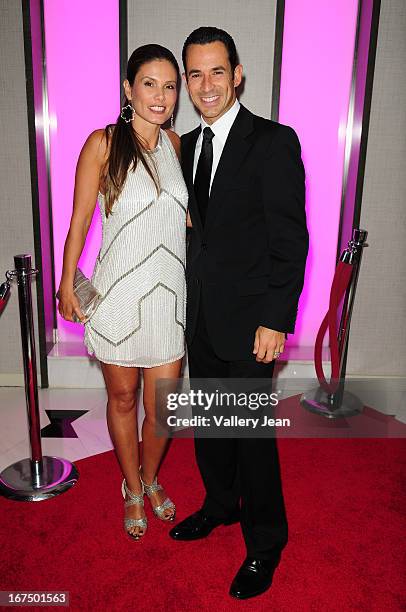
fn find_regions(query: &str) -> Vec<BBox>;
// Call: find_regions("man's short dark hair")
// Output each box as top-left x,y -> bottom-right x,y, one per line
182,26 -> 238,75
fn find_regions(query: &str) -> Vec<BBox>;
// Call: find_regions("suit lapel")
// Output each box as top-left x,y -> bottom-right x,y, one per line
181,127 -> 202,235
204,106 -> 254,237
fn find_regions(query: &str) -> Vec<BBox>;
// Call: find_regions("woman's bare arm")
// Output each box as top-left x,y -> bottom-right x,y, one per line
58,129 -> 107,322
165,128 -> 181,160
165,129 -> 192,228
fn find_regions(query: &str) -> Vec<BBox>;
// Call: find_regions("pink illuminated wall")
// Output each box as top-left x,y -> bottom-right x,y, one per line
279,0 -> 359,346
43,0 -> 120,342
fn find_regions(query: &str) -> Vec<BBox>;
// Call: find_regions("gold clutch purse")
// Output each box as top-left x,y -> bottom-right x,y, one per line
56,268 -> 101,324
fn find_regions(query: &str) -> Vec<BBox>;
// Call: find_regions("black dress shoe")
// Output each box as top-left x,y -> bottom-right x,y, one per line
229,555 -> 281,600
169,510 -> 239,541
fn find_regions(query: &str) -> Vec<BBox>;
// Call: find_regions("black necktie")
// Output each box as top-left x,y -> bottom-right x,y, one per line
194,127 -> 214,226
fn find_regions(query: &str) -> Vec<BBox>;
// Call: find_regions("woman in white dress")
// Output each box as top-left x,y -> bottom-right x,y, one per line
57,45 -> 188,540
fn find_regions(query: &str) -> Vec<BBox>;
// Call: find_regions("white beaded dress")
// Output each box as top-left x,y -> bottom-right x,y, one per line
84,130 -> 187,367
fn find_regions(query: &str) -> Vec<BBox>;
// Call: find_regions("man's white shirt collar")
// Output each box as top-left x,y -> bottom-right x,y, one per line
200,99 -> 241,145
193,99 -> 241,187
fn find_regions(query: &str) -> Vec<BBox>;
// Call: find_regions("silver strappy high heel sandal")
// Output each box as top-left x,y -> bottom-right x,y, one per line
121,479 -> 147,540
139,470 -> 176,522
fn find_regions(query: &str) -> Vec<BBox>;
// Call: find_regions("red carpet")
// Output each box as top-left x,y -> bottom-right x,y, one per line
0,434 -> 405,611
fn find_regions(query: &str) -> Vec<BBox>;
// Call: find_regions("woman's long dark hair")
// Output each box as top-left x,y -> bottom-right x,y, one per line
102,44 -> 179,217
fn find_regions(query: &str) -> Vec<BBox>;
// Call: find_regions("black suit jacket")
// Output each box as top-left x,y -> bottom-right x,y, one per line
181,104 -> 309,361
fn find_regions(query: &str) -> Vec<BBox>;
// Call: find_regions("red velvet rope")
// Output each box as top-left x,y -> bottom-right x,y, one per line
0,297 -> 8,316
314,261 -> 354,394
0,280 -> 11,316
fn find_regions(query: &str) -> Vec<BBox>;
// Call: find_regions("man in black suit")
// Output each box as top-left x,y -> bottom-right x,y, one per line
169,27 -> 308,600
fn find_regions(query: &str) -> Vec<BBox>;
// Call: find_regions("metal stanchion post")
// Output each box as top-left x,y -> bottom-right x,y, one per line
301,229 -> 368,418
0,254 -> 79,501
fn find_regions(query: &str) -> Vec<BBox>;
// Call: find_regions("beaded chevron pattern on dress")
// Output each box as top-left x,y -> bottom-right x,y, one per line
84,130 -> 188,368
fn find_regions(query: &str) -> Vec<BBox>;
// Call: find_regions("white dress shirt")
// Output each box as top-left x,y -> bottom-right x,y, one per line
193,99 -> 241,193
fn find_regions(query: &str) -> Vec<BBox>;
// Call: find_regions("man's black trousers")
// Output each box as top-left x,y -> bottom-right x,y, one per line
187,297 -> 288,559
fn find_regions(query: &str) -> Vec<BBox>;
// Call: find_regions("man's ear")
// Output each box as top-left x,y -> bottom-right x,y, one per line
123,79 -> 132,101
233,64 -> 243,88
182,72 -> 189,94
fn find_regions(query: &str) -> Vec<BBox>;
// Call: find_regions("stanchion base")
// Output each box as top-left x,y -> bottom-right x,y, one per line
0,456 -> 79,501
300,387 -> 363,418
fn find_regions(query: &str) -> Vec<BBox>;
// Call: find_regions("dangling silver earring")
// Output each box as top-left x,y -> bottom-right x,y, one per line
120,103 -> 135,123
170,114 -> 174,130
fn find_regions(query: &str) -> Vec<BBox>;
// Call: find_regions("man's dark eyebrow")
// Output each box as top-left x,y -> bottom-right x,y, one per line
188,66 -> 227,75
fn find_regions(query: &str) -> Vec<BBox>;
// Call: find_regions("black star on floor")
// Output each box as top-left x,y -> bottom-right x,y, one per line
41,410 -> 88,439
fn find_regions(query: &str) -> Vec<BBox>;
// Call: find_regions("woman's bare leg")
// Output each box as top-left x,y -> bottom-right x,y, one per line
141,358 -> 183,518
101,362 -> 145,537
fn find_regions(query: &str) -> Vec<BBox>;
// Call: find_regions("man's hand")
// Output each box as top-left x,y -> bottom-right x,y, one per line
253,326 -> 285,363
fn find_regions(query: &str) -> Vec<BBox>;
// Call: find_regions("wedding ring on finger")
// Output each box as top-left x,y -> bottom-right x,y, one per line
273,351 -> 281,358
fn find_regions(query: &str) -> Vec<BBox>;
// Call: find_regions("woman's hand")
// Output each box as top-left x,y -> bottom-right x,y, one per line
186,210 -> 193,228
57,284 -> 85,323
